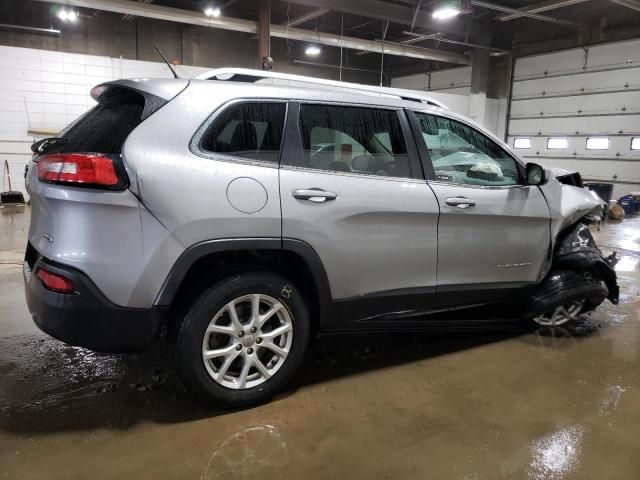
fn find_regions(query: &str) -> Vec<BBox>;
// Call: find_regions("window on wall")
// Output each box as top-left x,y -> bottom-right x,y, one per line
586,137 -> 609,150
631,137 -> 640,150
547,138 -> 568,149
200,102 -> 286,163
296,104 -> 412,178
413,112 -> 520,186
513,138 -> 532,149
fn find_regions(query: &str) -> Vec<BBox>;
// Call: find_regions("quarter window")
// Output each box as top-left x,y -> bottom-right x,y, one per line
200,102 -> 286,163
297,104 -> 412,178
414,112 -> 520,186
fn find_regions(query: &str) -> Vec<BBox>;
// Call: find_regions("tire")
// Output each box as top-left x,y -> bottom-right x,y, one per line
525,270 -> 609,325
175,272 -> 310,408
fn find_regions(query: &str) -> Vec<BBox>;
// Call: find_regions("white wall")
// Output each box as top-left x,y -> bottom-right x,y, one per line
507,38 -> 640,198
0,45 -> 212,199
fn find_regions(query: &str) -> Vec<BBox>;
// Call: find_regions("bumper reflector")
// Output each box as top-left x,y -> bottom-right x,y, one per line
37,268 -> 74,293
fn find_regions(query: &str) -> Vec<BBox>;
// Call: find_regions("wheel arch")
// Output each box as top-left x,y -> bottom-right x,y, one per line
156,238 -> 332,336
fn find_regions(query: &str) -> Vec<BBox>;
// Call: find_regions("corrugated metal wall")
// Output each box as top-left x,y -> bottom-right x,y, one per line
0,45 -> 211,199
507,38 -> 640,198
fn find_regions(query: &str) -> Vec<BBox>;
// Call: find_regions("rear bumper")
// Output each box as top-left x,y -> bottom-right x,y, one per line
24,244 -> 164,353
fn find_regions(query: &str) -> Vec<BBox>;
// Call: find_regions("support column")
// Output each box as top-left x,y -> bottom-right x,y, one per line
468,49 -> 490,126
258,0 -> 271,70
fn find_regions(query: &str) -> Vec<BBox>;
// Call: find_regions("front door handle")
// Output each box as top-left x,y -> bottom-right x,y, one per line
445,197 -> 476,209
292,189 -> 338,203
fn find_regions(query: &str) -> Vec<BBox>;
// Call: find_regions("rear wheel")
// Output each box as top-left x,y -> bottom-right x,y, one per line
176,272 -> 310,407
526,270 -> 608,327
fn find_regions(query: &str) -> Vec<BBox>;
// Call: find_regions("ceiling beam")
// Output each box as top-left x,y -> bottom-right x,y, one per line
496,0 -> 590,22
281,0 -> 466,36
29,0 -> 470,64
282,8 -> 329,27
609,0 -> 640,11
471,0 -> 576,24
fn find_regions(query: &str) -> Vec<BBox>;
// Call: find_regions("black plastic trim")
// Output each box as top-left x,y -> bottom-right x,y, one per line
155,238 -> 283,306
24,253 -> 163,353
405,108 -> 436,180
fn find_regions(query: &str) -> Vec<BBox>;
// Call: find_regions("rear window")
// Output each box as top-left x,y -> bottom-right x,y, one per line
53,88 -> 145,154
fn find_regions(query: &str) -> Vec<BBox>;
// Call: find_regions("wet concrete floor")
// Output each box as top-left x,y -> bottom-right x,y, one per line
1,205 -> 639,479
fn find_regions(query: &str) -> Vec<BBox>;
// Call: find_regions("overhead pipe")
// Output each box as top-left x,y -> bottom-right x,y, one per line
497,0 -> 592,22
471,0 -> 576,25
29,0 -> 470,65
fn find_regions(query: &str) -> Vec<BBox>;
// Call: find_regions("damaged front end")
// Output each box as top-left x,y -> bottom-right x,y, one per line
554,222 -> 620,305
524,170 -> 620,325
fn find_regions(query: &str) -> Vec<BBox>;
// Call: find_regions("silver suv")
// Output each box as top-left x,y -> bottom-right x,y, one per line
24,69 -> 619,407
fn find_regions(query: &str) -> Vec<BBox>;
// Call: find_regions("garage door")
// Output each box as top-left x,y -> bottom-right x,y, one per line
507,38 -> 640,198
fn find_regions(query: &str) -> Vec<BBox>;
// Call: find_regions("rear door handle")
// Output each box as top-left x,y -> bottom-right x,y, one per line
445,197 -> 476,209
292,189 -> 338,203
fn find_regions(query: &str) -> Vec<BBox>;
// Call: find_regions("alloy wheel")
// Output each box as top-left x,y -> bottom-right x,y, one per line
532,299 -> 585,327
201,294 -> 293,389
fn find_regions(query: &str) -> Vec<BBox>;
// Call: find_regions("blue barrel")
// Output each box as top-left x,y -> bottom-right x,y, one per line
619,195 -> 637,215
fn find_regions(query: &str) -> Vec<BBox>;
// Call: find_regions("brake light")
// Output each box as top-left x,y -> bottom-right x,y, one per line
37,268 -> 74,293
38,153 -> 119,186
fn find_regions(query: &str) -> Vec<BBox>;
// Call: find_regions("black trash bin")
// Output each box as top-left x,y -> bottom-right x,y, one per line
584,182 -> 614,204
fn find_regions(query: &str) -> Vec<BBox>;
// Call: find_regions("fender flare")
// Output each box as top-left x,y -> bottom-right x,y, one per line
154,238 -> 333,321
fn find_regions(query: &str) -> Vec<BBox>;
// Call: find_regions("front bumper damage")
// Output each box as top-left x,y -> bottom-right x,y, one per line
553,222 -> 620,305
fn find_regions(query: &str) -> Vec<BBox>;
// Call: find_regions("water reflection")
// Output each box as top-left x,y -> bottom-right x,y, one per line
202,425 -> 289,480
528,425 -> 584,480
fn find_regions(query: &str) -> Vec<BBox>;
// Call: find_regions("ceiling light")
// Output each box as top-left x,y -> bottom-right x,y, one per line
432,6 -> 460,20
204,7 -> 221,17
305,45 -> 321,56
57,9 -> 78,22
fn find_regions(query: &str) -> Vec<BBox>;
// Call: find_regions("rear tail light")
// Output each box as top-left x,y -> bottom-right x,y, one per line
37,153 -> 126,189
37,268 -> 74,293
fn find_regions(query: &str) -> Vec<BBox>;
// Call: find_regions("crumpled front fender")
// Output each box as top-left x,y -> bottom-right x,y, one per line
538,176 -> 604,250
554,223 -> 619,304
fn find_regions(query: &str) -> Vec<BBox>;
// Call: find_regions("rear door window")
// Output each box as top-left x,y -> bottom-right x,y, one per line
200,102 -> 286,163
294,104 -> 412,178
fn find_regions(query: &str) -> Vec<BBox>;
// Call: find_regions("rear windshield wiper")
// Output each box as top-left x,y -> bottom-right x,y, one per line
31,137 -> 68,154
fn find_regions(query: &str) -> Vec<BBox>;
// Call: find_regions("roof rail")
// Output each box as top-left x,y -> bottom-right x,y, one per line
194,68 -> 449,109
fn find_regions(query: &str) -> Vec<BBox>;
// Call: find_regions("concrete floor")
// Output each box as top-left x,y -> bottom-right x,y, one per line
1,206 -> 639,480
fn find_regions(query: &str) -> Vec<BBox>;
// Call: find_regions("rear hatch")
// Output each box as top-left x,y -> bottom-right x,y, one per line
25,79 -> 188,287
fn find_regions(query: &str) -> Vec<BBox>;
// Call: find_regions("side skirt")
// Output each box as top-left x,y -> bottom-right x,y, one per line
321,283 -> 536,332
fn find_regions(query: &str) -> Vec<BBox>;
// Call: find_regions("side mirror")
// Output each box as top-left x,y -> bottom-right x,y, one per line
526,163 -> 546,186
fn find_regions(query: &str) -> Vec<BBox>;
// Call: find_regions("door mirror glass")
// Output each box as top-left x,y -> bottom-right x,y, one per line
526,163 -> 546,186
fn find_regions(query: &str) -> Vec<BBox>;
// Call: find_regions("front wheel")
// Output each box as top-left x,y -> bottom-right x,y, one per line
175,272 -> 310,408
525,270 -> 609,327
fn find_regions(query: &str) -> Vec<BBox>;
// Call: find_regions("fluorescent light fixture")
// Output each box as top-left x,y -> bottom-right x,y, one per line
631,137 -> 640,150
586,137 -> 609,150
432,6 -> 461,20
513,138 -> 531,149
305,45 -> 321,56
57,9 -> 77,22
204,7 -> 221,17
547,137 -> 568,149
